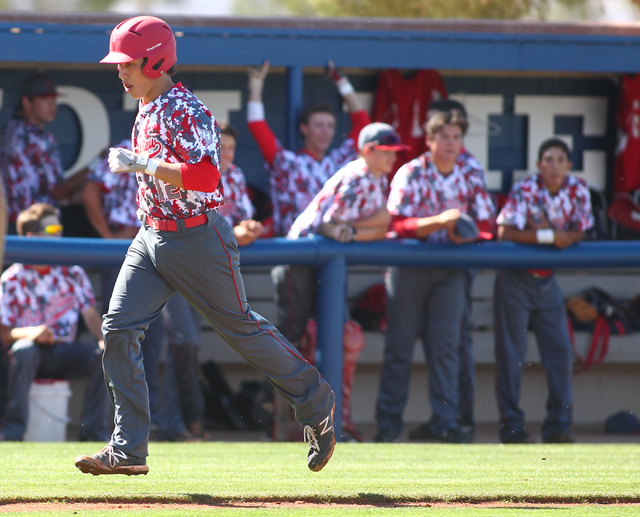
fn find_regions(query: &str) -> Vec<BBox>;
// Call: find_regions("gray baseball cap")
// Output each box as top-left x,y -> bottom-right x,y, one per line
357,122 -> 411,152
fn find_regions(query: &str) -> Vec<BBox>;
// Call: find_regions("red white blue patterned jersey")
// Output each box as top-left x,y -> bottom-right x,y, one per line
88,139 -> 140,229
0,118 -> 64,221
457,148 -> 486,188
388,152 -> 495,243
132,83 -> 222,220
270,141 -> 358,237
497,174 -> 594,232
0,264 -> 95,343
288,158 -> 389,239
217,163 -> 255,227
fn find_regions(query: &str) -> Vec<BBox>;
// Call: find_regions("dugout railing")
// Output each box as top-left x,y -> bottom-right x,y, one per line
6,235 -> 640,440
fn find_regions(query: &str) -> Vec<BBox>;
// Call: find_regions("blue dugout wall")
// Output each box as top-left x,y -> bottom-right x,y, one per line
0,14 -> 637,193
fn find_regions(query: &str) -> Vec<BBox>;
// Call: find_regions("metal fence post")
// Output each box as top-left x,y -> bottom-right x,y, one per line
316,253 -> 346,442
286,65 -> 303,151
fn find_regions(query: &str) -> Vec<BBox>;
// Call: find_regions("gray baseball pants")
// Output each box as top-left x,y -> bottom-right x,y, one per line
494,269 -> 573,441
376,267 -> 465,439
102,211 -> 335,458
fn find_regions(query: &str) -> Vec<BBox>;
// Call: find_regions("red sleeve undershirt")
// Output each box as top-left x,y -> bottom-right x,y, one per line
248,109 -> 371,166
179,155 -> 221,192
390,215 -> 494,240
347,110 -> 371,143
247,120 -> 280,167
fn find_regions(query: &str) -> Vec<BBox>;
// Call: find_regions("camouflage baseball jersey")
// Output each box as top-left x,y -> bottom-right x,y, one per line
0,118 -> 64,221
497,174 -> 594,232
288,158 -> 389,239
269,140 -> 358,237
457,148 -> 486,187
0,264 -> 95,344
132,82 -> 223,220
88,139 -> 140,229
389,152 -> 495,243
217,163 -> 255,227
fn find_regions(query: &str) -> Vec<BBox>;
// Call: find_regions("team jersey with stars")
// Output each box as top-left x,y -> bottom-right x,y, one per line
0,264 -> 95,344
217,163 -> 255,227
388,152 -> 495,243
0,118 -> 64,221
497,174 -> 594,232
288,158 -> 389,239
132,82 -> 223,220
88,139 -> 140,229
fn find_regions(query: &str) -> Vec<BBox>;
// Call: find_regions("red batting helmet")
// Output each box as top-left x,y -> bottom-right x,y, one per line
100,16 -> 177,79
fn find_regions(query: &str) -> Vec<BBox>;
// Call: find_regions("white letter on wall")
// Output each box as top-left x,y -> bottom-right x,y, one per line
514,95 -> 608,190
57,86 -> 110,177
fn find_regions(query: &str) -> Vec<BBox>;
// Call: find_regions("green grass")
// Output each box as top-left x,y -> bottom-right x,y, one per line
0,442 -> 639,515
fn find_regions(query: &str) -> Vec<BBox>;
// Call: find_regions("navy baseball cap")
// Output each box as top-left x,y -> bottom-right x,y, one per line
358,123 -> 411,152
20,74 -> 58,98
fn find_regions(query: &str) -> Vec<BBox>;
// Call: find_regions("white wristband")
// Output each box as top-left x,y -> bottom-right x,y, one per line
336,78 -> 354,96
536,228 -> 555,244
146,158 -> 158,176
247,101 -> 265,122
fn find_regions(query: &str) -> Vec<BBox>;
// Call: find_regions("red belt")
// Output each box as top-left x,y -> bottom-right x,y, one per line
145,213 -> 208,232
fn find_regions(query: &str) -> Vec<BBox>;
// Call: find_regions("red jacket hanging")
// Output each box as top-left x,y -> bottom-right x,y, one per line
613,74 -> 640,195
372,69 -> 448,177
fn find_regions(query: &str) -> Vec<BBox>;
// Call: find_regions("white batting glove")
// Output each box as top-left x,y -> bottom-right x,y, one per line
108,147 -> 158,175
317,221 -> 356,243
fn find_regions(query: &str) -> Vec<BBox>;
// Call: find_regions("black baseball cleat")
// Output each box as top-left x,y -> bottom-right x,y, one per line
74,445 -> 149,476
304,405 -> 336,472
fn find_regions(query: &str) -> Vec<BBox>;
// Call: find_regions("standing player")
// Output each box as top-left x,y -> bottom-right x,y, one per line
494,138 -> 593,444
374,110 -> 494,444
160,123 -> 263,441
75,16 -> 335,476
246,60 -> 369,441
288,122 -> 408,438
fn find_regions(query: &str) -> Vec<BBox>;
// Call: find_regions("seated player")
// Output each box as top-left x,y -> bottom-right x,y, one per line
0,203 -> 110,442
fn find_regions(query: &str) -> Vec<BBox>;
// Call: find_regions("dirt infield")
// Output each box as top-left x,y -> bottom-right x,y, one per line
2,501 -> 640,512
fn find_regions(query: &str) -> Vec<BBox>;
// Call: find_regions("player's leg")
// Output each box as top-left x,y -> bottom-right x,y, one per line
159,295 -> 205,440
494,270 -> 534,443
419,268 -> 466,442
530,276 -> 574,443
75,228 -> 175,475
271,265 -> 317,441
458,268 -> 477,438
0,339 -> 42,440
375,266 -> 427,442
160,214 -> 335,470
271,265 -> 317,345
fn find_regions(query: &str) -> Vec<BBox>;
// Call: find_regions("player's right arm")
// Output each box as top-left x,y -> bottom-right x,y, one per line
326,61 -> 370,142
247,61 -> 280,167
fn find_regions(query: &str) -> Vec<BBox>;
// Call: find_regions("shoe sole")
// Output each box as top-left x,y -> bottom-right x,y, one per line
308,433 -> 336,472
74,456 -> 149,476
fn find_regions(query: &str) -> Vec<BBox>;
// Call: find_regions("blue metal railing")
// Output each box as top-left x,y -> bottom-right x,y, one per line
6,235 -> 640,439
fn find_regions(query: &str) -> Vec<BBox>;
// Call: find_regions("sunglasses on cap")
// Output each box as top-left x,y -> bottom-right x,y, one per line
42,224 -> 63,235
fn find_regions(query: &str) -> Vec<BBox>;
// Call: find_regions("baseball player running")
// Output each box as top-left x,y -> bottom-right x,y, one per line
75,15 -> 335,476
